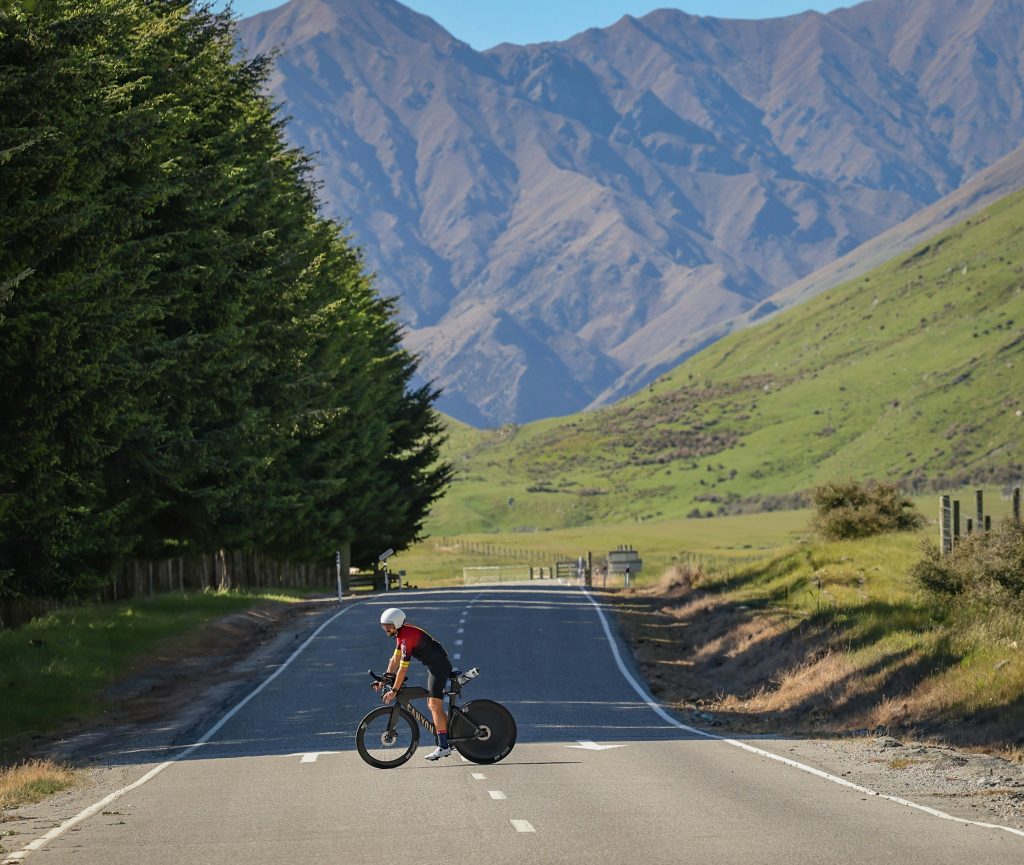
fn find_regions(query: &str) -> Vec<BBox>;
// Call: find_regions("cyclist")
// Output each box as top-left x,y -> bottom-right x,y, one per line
376,608 -> 453,760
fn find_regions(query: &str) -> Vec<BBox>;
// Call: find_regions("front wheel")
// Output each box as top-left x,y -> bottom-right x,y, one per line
449,700 -> 517,764
356,706 -> 419,768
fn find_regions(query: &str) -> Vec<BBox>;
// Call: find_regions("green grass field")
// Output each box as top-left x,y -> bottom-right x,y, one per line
398,482 -> 1017,587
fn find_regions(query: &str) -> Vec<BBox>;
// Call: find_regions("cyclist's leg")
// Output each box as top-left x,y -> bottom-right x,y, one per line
424,659 -> 453,758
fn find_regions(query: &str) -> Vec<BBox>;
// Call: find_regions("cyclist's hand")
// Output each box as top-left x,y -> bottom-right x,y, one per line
382,689 -> 396,704
371,680 -> 383,693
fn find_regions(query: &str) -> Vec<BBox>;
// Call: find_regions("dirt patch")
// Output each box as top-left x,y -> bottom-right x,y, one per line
100,601 -> 319,725
601,583 -> 1024,832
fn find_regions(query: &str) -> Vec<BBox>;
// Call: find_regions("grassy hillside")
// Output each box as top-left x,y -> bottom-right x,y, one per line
608,529 -> 1024,752
429,190 -> 1024,535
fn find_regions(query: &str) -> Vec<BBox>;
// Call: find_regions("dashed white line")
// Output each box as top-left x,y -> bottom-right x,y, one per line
455,639 -> 463,646
488,790 -> 507,800
510,820 -> 535,833
471,773 -> 486,780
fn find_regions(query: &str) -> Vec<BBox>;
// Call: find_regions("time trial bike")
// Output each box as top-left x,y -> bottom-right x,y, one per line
356,667 -> 516,769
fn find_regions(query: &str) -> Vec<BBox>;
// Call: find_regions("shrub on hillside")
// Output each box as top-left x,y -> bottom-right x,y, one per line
655,562 -> 704,593
912,518 -> 1024,602
810,480 -> 925,540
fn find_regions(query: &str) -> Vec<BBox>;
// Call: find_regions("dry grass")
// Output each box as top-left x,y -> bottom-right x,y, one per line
716,649 -> 856,715
0,760 -> 77,810
649,563 -> 705,596
607,550 -> 1024,752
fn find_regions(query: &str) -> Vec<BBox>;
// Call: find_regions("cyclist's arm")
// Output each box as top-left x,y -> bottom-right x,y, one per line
392,664 -> 408,692
388,644 -> 411,692
384,647 -> 410,691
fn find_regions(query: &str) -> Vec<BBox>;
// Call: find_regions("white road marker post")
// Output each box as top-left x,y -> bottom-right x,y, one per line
336,549 -> 343,604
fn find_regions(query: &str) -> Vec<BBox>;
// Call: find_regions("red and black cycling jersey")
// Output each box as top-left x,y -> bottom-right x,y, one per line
392,624 -> 448,669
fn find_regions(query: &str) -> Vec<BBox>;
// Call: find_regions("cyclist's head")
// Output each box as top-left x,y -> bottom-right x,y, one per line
380,607 -> 406,634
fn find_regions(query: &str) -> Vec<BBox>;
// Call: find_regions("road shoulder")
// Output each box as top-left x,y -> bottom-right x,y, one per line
599,586 -> 1024,834
0,597 -> 342,860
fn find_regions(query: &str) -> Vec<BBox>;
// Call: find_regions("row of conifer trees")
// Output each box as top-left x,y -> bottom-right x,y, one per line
0,0 -> 451,600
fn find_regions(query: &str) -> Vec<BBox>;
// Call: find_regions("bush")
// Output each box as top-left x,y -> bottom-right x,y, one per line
655,562 -> 704,593
811,480 -> 925,540
913,518 -> 1024,601
910,542 -> 968,596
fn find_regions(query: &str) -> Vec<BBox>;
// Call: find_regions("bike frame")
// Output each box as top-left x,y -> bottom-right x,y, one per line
386,683 -> 482,742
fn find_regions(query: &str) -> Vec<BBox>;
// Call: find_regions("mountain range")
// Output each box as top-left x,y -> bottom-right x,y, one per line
235,0 -> 1024,426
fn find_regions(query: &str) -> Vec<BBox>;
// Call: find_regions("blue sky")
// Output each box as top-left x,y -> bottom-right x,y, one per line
220,1 -> 852,49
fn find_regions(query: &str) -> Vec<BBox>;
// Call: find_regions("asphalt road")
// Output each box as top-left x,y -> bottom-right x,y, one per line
7,583 -> 1024,864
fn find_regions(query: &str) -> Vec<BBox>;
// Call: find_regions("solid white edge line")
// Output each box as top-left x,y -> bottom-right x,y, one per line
580,587 -> 1024,840
2,600 -> 365,864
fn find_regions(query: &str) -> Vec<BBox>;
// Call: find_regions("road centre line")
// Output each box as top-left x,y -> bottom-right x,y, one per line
581,587 -> 1024,840
489,791 -> 507,800
510,820 -> 536,833
2,600 -> 366,864
471,773 -> 486,780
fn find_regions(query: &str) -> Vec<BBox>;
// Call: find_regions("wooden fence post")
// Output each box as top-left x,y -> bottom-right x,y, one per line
976,489 -> 984,533
1014,487 -> 1021,524
339,543 -> 351,596
940,495 -> 952,554
216,549 -> 228,591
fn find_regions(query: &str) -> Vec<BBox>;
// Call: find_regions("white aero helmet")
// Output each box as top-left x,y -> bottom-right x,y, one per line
380,607 -> 406,629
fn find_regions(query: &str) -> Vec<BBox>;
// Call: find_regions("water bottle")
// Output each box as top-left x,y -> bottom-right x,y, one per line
456,667 -> 479,684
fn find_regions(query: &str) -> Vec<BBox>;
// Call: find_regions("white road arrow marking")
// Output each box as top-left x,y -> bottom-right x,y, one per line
295,752 -> 340,763
566,740 -> 629,751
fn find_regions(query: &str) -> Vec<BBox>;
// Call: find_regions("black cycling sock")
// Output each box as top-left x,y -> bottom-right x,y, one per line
438,731 -> 449,749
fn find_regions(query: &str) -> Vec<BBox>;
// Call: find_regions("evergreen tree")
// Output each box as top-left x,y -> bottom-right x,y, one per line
0,0 -> 451,599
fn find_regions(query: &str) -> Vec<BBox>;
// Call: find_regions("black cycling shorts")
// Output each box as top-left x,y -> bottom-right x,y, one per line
425,657 -> 453,699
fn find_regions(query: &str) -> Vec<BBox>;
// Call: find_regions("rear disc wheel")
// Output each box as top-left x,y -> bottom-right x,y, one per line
449,700 -> 516,764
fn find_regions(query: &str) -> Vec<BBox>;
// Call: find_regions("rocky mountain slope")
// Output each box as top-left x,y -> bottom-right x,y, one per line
604,140 -> 1024,404
236,0 -> 1024,425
